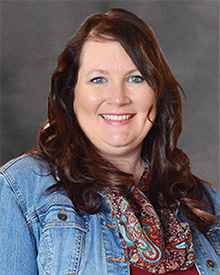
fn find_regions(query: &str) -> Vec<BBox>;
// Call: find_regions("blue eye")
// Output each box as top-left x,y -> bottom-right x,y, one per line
128,75 -> 144,83
90,77 -> 105,84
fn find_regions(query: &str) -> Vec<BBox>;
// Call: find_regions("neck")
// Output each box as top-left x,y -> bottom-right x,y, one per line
107,155 -> 145,184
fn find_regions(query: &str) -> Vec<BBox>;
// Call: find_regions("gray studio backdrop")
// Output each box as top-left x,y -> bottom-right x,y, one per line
1,1 -> 219,194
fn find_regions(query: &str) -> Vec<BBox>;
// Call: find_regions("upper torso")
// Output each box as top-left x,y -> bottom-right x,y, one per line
0,154 -> 220,275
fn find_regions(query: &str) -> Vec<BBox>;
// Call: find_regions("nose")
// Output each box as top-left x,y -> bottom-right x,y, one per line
106,83 -> 131,106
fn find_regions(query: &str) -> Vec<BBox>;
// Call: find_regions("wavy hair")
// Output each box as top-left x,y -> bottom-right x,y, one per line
38,8 -> 216,232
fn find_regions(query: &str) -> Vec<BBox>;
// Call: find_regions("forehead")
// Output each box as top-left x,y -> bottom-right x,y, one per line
78,39 -> 137,71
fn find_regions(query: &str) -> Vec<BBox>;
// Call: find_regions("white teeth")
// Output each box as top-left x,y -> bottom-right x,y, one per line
102,114 -> 133,121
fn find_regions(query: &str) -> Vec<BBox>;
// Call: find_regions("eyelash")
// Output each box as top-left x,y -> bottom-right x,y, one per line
90,75 -> 144,84
90,77 -> 106,84
127,75 -> 144,83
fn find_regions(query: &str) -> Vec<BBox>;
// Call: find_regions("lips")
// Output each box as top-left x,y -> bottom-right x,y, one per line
100,114 -> 135,121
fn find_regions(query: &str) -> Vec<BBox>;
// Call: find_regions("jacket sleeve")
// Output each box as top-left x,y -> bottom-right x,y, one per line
0,173 -> 38,275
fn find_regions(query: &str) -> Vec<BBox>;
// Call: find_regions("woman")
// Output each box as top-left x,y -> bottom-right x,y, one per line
0,8 -> 219,275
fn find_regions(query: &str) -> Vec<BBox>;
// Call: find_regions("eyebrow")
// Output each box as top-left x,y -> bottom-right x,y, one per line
86,69 -> 108,76
86,68 -> 141,76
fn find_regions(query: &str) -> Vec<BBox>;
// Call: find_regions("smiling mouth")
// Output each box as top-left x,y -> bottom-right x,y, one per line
100,114 -> 135,121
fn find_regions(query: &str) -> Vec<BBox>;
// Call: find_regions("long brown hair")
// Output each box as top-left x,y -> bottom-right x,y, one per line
38,8 -> 216,232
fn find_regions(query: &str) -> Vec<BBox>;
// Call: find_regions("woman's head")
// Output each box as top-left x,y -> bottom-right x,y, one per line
46,8 -> 183,164
73,39 -> 156,161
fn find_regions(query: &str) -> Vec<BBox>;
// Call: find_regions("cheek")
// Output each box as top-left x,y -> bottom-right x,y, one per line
136,93 -> 157,125
73,86 -> 88,116
73,89 -> 101,119
148,101 -> 157,119
137,92 -> 155,112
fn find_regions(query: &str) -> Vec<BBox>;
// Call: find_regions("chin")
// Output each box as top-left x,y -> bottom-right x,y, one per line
102,144 -> 137,157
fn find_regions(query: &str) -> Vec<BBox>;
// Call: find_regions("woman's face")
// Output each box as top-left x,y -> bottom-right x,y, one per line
73,39 -> 156,160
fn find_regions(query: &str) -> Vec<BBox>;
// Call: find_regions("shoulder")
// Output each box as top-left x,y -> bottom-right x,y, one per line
0,153 -> 55,191
202,182 -> 220,214
0,153 -> 59,216
1,152 -> 50,175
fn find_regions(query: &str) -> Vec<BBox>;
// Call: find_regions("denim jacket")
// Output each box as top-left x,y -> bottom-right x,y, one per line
0,154 -> 219,275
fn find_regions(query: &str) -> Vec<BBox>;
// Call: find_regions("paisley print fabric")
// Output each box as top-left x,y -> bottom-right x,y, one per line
103,167 -> 194,274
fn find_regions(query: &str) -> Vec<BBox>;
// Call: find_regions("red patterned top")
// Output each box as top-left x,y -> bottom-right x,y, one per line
103,167 -> 195,274
130,264 -> 199,275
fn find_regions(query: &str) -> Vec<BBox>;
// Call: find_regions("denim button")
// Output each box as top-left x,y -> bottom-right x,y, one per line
206,259 -> 215,268
58,213 -> 67,221
58,206 -> 67,221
